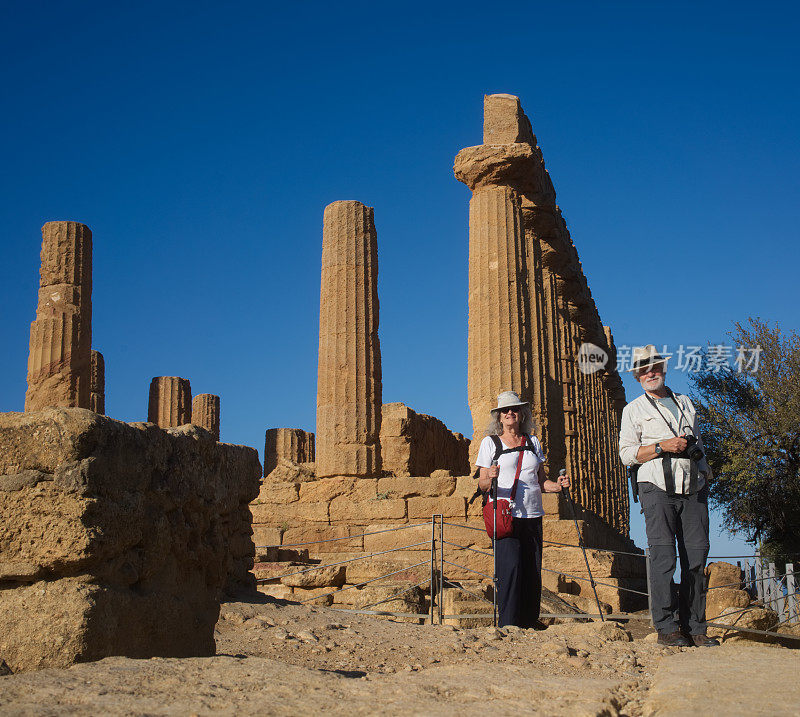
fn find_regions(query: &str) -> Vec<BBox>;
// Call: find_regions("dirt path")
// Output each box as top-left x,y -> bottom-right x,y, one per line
0,598 -> 797,715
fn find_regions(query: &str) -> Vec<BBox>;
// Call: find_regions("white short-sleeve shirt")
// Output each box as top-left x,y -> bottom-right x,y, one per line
475,434 -> 546,518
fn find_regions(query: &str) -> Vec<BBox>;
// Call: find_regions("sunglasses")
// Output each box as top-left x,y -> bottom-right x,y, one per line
499,407 -> 520,414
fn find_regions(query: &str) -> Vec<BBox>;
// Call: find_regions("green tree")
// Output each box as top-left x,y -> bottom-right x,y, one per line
689,318 -> 800,560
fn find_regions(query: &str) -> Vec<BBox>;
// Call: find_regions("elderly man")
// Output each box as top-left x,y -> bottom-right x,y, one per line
619,345 -> 718,647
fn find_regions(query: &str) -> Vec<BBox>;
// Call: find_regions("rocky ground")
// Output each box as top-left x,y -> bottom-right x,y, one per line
1,597 -> 798,716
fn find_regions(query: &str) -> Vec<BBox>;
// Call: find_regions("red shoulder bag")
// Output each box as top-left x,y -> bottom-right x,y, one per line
482,436 -> 527,539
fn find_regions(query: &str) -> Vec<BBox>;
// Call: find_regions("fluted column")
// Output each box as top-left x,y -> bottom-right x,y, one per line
25,221 -> 92,411
192,393 -> 220,440
148,376 -> 191,427
466,186 -> 532,458
264,428 -> 315,476
316,201 -> 382,478
89,350 -> 105,414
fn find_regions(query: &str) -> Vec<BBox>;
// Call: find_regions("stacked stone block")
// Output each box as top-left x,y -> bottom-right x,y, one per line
90,350 -> 105,414
25,221 -> 92,412
250,475 -> 645,615
264,427 -> 315,476
380,402 -> 469,477
455,94 -> 629,535
192,393 -> 220,440
316,200 -> 382,478
148,376 -> 191,427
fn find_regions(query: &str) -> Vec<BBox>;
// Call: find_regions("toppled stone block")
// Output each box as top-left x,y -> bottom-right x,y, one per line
379,403 -> 469,477
0,408 -> 260,672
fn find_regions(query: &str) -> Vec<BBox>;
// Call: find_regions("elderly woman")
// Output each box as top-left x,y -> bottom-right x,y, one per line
476,390 -> 570,628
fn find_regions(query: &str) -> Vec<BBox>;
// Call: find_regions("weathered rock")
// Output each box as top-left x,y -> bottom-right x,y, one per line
281,565 -> 346,589
0,408 -> 260,672
709,606 -> 780,643
379,402 -> 469,477
148,376 -> 191,427
89,350 -> 105,414
705,561 -> 742,590
316,200 -> 382,477
705,588 -> 751,620
192,393 -> 220,440
264,428 -> 315,476
25,221 -> 92,412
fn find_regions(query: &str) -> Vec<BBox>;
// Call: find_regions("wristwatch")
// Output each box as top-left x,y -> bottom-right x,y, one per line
654,443 -> 663,456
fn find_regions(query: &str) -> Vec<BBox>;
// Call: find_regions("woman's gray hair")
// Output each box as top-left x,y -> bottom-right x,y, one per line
484,404 -> 535,437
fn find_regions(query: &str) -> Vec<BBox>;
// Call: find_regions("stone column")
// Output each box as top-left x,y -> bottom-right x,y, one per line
465,186 -> 532,456
315,200 -> 382,478
90,350 -> 105,414
25,221 -> 92,411
264,428 -> 315,476
192,393 -> 220,440
148,376 -> 191,428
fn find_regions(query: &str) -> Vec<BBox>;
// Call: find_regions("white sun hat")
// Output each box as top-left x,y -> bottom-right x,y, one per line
490,390 -> 529,417
629,344 -> 672,376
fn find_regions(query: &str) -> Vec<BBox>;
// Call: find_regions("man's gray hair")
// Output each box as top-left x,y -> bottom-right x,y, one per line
484,404 -> 535,437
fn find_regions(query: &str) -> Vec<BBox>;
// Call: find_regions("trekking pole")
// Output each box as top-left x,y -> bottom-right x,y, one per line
560,469 -> 605,622
492,469 -> 498,628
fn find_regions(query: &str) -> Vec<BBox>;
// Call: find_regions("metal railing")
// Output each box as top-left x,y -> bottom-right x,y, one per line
253,518 -> 800,643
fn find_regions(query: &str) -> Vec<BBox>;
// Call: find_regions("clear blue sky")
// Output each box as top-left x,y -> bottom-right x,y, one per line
2,1 -> 798,558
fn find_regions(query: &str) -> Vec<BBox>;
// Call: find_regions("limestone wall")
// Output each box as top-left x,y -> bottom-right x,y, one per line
250,475 -> 645,613
379,403 -> 469,477
0,408 -> 260,672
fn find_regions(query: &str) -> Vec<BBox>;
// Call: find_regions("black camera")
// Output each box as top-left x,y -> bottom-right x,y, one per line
679,434 -> 704,462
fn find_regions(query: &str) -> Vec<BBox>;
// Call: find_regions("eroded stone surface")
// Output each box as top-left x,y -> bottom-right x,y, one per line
25,221 -> 92,412
0,408 -> 260,672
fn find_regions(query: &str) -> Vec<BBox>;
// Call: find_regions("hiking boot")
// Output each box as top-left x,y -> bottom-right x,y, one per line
657,631 -> 692,647
691,633 -> 719,647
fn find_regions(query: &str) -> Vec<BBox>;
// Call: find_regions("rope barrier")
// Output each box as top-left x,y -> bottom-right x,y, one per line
441,579 -> 493,605
539,566 -> 650,596
256,521 -> 432,550
441,558 -> 494,581
441,521 -> 486,533
441,539 -> 493,558
543,540 -> 646,558
358,579 -> 430,610
255,540 -> 430,583
297,560 -> 429,604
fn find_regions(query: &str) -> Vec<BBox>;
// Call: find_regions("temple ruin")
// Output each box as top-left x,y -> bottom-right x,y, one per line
252,94 -> 643,618
315,201 -> 382,478
192,393 -> 220,440
148,376 -> 192,428
454,93 -> 629,535
25,221 -> 92,411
